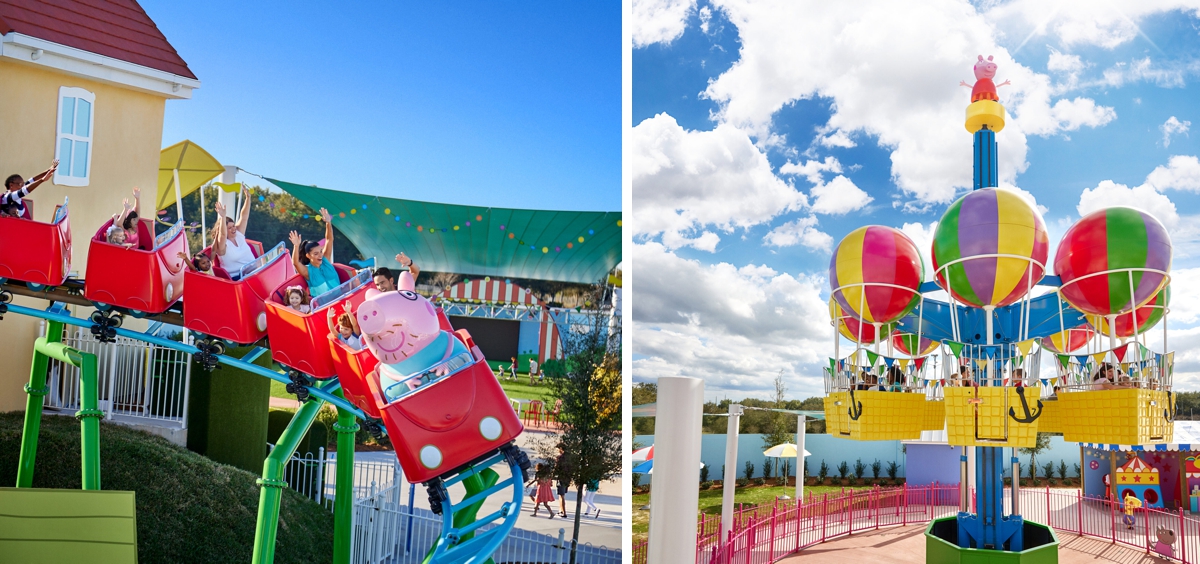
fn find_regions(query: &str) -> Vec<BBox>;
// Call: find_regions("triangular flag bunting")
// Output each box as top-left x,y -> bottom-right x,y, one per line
830,358 -> 837,373
983,347 -> 996,359
866,351 -> 879,367
1075,355 -> 1090,366
898,358 -> 910,370
1016,339 -> 1036,356
1058,354 -> 1070,369
1092,352 -> 1108,366
1012,355 -> 1024,367
915,357 -> 926,371
884,357 -> 896,368
947,341 -> 965,357
1041,379 -> 1049,387
974,358 -> 988,369
1114,344 -> 1130,362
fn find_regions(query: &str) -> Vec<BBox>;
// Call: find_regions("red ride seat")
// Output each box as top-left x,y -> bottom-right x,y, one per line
84,218 -> 186,313
0,199 -> 71,287
183,241 -> 293,344
265,265 -> 373,378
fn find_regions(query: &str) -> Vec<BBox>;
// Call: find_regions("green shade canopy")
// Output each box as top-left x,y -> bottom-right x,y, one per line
268,178 -> 622,283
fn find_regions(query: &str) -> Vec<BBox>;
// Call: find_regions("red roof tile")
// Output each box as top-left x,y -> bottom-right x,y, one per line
0,0 -> 195,80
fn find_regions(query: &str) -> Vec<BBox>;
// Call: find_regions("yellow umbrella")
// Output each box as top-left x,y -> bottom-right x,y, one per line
762,443 -> 811,458
158,140 -> 224,246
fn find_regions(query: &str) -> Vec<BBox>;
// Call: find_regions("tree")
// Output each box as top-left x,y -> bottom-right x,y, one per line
1017,432 -> 1052,486
632,383 -> 657,435
762,371 -> 793,479
537,282 -> 621,564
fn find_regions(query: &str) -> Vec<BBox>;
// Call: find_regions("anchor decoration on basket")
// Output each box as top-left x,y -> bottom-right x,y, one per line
848,388 -> 864,421
1008,385 -> 1042,424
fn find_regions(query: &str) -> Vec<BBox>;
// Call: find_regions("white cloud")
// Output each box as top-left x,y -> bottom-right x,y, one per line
633,113 -> 808,248
699,5 -> 713,34
998,183 -> 1049,215
763,215 -> 833,252
1161,117 -> 1192,148
1049,97 -> 1117,131
631,241 -> 834,398
779,156 -> 842,185
632,0 -> 697,48
984,2 -> 1200,50
1146,155 -> 1200,192
1076,179 -> 1179,228
809,175 -> 873,215
899,221 -> 938,283
817,129 -> 856,149
1099,57 -> 1195,89
700,0 -> 1117,206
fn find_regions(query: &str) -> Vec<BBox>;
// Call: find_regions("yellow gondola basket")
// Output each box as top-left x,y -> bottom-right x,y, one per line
824,390 -> 924,441
1037,394 -> 1062,434
944,386 -> 1040,447
1057,388 -> 1174,445
922,399 -> 945,431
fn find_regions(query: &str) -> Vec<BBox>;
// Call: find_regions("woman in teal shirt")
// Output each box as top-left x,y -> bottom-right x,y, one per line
288,208 -> 340,298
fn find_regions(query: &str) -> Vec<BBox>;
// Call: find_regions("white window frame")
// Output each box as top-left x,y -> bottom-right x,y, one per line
53,86 -> 95,187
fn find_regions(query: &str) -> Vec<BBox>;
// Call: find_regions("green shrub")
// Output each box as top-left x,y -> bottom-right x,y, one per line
753,477 -> 765,487
853,459 -> 865,479
886,461 -> 899,479
818,461 -> 829,480
1058,460 -> 1068,480
700,481 -> 713,490
870,459 -> 882,479
700,464 -> 709,482
837,461 -> 849,479
744,461 -> 755,481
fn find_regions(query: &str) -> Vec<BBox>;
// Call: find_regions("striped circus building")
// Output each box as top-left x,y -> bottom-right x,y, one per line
438,279 -> 562,364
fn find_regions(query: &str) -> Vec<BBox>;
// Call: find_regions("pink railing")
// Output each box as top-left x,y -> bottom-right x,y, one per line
632,484 -> 1200,564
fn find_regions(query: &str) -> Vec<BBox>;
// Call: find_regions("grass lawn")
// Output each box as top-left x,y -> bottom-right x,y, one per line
631,485 -> 873,542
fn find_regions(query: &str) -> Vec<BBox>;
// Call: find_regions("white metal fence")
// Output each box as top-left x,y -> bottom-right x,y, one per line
345,458 -> 619,564
43,326 -> 192,428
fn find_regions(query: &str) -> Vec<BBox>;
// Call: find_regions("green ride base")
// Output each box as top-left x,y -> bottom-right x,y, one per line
926,517 -> 1059,564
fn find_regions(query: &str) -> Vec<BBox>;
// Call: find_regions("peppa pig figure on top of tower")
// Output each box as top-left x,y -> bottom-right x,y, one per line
357,271 -> 472,402
960,54 -> 1010,102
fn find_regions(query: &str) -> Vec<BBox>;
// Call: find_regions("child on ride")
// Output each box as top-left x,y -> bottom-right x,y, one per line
335,302 -> 363,350
1,159 -> 57,219
288,208 -> 339,297
111,187 -> 142,249
105,225 -> 135,248
178,251 -> 215,276
285,286 -> 311,314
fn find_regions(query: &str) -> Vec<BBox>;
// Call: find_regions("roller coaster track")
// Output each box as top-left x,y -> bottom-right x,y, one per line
1,279 -> 524,564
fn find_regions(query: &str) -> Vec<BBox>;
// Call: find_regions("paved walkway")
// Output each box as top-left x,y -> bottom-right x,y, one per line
775,525 -> 1172,563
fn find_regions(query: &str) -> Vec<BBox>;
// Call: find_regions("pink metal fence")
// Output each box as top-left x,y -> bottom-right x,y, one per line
632,484 -> 1200,564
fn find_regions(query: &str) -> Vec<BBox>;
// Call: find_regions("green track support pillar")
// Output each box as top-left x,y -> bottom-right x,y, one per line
332,390 -> 359,564
252,386 -> 327,564
18,321 -> 101,490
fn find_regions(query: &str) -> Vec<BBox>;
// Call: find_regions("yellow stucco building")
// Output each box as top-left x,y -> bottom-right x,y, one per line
0,4 -> 198,411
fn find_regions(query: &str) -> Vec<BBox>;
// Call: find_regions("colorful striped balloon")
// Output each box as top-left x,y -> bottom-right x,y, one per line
829,226 -> 924,325
1088,284 -> 1170,338
892,332 -> 939,356
829,298 -> 894,344
1054,207 -> 1171,316
932,188 -> 1048,308
1040,325 -> 1094,354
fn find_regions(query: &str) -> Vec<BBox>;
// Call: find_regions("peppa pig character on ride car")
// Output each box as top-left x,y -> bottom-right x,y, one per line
358,272 -> 471,401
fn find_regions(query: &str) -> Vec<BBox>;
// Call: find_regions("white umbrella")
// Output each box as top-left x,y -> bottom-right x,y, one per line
763,443 -> 811,458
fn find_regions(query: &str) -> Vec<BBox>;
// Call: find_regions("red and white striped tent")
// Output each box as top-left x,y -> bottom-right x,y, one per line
438,279 -> 562,364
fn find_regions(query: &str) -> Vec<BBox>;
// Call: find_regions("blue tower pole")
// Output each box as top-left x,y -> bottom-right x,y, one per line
956,111 -> 1025,552
973,127 -> 998,190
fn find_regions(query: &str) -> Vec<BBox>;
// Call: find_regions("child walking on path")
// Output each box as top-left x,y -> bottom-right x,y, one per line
530,463 -> 557,518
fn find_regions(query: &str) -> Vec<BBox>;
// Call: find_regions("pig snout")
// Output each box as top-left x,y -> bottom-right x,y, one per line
358,301 -> 387,335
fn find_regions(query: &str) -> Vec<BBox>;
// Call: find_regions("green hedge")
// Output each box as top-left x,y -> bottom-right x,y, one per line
0,412 -> 332,563
186,346 -> 272,474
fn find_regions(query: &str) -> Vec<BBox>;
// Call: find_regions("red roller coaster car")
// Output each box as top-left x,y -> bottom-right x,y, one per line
183,241 -> 295,344
84,218 -> 187,314
372,328 -> 521,484
264,265 -> 373,378
328,308 -> 457,419
0,199 -> 71,288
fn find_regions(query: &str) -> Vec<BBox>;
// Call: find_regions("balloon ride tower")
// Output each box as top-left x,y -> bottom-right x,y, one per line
824,55 -> 1177,563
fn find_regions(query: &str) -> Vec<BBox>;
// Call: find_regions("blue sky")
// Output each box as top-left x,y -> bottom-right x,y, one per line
142,1 -> 620,211
631,1 -> 1200,400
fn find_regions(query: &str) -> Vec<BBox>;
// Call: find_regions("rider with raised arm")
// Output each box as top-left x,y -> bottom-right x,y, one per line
212,186 -> 255,279
289,207 -> 339,297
